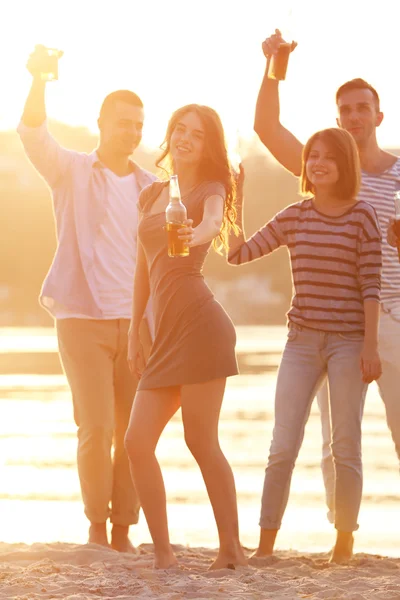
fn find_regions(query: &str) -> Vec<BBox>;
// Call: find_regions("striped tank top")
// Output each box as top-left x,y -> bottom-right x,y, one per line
228,199 -> 382,334
359,158 -> 400,307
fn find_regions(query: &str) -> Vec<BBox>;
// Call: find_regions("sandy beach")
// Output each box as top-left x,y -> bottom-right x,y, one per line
1,542 -> 400,599
1,327 -> 399,599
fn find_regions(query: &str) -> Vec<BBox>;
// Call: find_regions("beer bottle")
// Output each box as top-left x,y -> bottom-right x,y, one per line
34,45 -> 63,81
165,175 -> 190,257
267,42 -> 292,81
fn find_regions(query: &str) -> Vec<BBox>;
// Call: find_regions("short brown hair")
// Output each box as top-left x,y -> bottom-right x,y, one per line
336,78 -> 380,111
99,90 -> 143,119
301,128 -> 361,201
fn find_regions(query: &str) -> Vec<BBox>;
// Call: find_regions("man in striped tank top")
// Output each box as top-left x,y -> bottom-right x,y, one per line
254,31 -> 400,530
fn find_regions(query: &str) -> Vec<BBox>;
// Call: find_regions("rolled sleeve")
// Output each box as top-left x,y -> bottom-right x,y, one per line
17,120 -> 76,189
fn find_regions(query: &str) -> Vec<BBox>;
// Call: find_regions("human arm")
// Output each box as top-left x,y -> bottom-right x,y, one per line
178,193 -> 224,247
22,76 -> 46,128
254,29 -> 303,176
127,240 -> 150,377
227,166 -> 287,265
358,213 -> 383,383
360,300 -> 381,383
18,46 -> 74,188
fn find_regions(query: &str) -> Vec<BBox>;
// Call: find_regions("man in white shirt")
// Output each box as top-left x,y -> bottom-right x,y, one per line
18,47 -> 156,552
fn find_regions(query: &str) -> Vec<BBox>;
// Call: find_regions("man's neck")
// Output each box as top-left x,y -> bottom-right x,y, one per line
96,148 -> 133,177
358,139 -> 397,175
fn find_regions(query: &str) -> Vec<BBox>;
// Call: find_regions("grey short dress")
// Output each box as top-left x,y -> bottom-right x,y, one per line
137,179 -> 238,390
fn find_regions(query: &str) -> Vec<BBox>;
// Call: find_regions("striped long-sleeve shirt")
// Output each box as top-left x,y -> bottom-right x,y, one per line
228,198 -> 382,334
359,158 -> 400,308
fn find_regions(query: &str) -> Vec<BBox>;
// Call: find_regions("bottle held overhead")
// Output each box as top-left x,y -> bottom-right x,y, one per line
267,13 -> 297,82
31,45 -> 63,81
268,41 -> 292,81
165,175 -> 190,258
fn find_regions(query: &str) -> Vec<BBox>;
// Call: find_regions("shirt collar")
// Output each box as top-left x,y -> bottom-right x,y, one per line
90,151 -> 155,190
91,151 -> 137,174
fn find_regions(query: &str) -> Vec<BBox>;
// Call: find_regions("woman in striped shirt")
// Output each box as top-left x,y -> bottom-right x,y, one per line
229,128 -> 382,563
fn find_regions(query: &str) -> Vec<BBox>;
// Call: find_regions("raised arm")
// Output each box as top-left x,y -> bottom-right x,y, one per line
22,75 -> 47,128
18,46 -> 75,188
254,30 -> 304,176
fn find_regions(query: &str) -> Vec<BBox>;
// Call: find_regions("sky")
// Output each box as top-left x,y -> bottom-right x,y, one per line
2,0 -> 400,153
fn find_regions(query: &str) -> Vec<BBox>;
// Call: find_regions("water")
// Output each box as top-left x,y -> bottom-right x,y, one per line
0,326 -> 399,555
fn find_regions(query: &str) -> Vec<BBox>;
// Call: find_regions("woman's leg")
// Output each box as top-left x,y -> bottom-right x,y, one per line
124,387 -> 181,568
180,378 -> 247,570
316,380 -> 335,524
327,334 -> 367,563
256,326 -> 326,556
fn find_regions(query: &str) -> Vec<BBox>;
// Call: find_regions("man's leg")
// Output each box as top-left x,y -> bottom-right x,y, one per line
377,304 -> 400,462
111,318 -> 152,552
316,381 -> 335,523
56,318 -> 117,545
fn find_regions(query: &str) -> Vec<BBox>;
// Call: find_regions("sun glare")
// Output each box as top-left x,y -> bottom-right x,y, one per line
1,0 -> 400,148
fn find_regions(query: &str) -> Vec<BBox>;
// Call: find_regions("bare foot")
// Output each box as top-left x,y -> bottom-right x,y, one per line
249,528 -> 278,558
209,543 -> 248,570
249,548 -> 273,559
88,523 -> 110,547
329,531 -> 354,564
154,546 -> 178,570
111,525 -> 137,553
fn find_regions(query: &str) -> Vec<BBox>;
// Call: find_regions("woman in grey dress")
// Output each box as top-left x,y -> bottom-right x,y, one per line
125,104 -> 247,570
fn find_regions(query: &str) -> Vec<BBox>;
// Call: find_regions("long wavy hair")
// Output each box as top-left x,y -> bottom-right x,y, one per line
156,104 -> 239,252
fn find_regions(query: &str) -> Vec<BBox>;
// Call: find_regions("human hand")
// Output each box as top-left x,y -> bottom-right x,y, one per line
178,219 -> 197,247
360,343 -> 382,383
27,45 -> 63,79
262,29 -> 297,60
127,328 -> 145,379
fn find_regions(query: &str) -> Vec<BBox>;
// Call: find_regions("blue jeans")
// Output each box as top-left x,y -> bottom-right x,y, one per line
260,323 -> 367,533
317,302 -> 400,522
